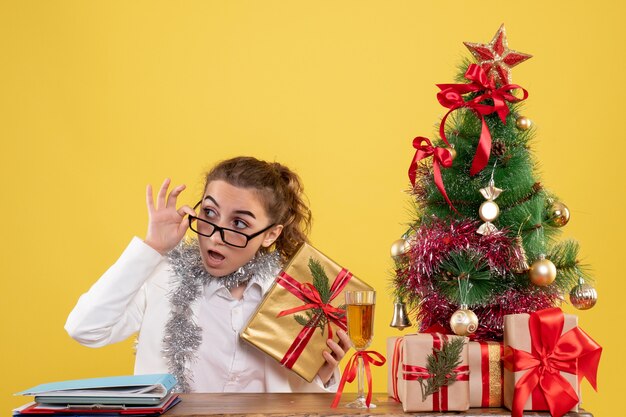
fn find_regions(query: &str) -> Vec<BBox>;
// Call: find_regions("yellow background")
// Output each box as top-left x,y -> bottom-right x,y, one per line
1,1 -> 623,415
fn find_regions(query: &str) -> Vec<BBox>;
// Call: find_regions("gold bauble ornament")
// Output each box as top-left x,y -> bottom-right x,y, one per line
547,201 -> 570,227
449,306 -> 479,336
479,200 -> 500,222
390,238 -> 409,262
515,116 -> 532,131
569,277 -> 598,310
446,146 -> 457,161
529,255 -> 557,286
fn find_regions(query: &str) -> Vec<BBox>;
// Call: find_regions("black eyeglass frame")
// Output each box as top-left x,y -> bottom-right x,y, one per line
188,201 -> 276,248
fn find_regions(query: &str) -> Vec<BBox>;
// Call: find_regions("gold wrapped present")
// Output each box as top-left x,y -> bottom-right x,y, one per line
240,243 -> 373,382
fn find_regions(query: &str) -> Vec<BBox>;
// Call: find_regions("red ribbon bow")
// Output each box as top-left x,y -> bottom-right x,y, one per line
436,63 -> 528,176
331,350 -> 386,408
408,136 -> 456,212
276,269 -> 351,369
502,308 -> 602,417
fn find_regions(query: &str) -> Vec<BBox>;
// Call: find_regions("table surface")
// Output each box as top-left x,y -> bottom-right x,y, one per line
164,393 -> 592,417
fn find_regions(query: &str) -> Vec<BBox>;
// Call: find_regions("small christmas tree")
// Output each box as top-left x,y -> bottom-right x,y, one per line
391,25 -> 598,340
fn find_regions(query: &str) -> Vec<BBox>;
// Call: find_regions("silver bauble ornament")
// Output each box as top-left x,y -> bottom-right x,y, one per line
569,277 -> 598,310
449,306 -> 478,336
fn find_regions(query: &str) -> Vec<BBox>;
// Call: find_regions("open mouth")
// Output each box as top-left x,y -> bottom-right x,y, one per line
208,250 -> 225,262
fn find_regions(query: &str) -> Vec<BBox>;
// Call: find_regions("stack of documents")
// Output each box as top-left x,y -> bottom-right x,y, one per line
14,374 -> 180,417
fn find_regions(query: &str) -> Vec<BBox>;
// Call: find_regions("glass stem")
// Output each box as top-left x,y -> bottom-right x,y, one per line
357,355 -> 365,401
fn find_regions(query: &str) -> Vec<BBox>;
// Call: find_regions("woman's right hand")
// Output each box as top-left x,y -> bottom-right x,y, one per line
144,178 -> 195,255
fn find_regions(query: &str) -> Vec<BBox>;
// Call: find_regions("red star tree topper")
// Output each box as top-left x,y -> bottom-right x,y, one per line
464,24 -> 532,86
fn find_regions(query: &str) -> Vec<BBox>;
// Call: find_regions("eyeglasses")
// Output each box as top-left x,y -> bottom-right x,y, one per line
188,201 -> 275,248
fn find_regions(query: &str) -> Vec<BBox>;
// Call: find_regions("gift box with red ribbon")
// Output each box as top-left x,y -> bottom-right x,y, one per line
468,340 -> 504,407
240,243 -> 373,382
386,336 -> 401,398
503,308 -> 602,417
389,333 -> 470,412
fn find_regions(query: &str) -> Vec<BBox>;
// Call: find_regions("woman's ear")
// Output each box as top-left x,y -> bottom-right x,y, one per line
262,224 -> 284,248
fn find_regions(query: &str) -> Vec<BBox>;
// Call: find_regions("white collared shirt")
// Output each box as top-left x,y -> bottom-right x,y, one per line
66,237 -> 339,393
190,280 -> 268,392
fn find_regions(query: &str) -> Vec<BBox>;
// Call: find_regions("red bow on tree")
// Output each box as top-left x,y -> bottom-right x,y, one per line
436,63 -> 528,176
502,308 -> 602,417
408,136 -> 456,212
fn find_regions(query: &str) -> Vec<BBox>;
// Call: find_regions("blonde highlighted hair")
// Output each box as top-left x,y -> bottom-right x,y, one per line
204,156 -> 312,259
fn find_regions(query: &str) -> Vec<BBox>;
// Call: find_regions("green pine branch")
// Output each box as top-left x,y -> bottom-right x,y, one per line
547,239 -> 591,291
436,249 -> 499,306
294,314 -> 311,327
291,258 -> 336,336
308,258 -> 331,303
294,311 -> 327,334
419,337 -> 466,401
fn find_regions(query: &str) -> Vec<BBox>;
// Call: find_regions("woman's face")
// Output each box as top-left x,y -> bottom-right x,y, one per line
196,180 -> 283,277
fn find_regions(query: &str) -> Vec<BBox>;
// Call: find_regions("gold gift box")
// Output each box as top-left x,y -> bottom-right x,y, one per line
240,243 -> 373,382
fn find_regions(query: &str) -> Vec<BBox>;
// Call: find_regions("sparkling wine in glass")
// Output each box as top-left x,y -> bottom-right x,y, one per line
345,290 -> 376,408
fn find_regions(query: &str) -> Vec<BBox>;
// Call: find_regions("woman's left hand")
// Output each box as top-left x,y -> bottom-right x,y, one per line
317,329 -> 352,386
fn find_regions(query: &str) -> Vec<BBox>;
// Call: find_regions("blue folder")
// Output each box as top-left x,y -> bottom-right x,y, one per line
15,374 -> 177,406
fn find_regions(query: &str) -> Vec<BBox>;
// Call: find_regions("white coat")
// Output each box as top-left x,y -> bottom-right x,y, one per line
65,237 -> 338,393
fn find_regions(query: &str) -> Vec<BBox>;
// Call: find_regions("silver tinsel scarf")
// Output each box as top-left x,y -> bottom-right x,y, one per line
162,238 -> 281,392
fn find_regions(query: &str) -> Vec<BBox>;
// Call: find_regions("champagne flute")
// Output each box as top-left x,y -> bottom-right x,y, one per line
344,290 -> 376,408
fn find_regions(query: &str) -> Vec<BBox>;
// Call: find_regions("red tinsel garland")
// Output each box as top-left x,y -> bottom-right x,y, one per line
396,218 -> 560,340
415,290 -> 557,340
